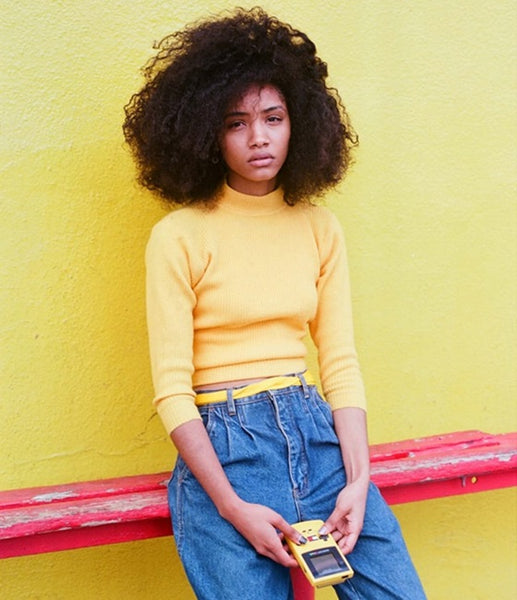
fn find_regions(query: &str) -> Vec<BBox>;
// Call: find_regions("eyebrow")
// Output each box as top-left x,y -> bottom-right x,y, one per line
224,105 -> 287,118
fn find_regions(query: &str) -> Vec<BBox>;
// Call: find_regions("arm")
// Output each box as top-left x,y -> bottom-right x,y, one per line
320,407 -> 370,554
171,419 -> 301,567
308,210 -> 370,553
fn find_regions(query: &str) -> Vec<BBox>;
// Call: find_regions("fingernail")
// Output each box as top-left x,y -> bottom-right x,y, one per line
299,535 -> 307,544
319,526 -> 328,535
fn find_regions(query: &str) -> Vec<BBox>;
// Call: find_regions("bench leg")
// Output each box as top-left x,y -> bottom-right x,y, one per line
291,567 -> 315,600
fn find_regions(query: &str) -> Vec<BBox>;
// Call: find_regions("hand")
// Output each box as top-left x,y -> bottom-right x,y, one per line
320,479 -> 369,555
225,500 -> 303,568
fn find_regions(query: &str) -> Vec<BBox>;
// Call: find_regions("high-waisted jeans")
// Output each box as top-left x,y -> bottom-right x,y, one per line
168,377 -> 426,599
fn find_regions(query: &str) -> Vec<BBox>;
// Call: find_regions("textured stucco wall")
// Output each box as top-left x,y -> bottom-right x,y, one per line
1,1 -> 516,599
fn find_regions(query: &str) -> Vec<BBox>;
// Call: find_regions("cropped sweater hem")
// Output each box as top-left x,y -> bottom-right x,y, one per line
155,376 -> 367,435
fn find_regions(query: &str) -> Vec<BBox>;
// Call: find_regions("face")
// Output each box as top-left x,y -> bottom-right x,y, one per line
219,85 -> 291,196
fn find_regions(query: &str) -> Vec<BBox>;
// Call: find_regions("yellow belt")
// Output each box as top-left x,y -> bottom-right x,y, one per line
195,372 -> 316,406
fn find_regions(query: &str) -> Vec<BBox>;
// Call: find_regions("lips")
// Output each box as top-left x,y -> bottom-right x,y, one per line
248,153 -> 274,167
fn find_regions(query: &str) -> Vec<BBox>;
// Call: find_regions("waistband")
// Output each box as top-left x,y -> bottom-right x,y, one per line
195,372 -> 316,406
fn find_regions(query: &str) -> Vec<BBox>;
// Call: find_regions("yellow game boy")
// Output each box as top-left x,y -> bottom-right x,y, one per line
286,519 -> 354,588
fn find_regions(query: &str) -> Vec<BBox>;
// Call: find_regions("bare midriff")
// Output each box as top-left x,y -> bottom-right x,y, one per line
194,376 -> 272,392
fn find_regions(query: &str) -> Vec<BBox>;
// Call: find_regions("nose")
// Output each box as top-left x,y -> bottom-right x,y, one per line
248,121 -> 268,147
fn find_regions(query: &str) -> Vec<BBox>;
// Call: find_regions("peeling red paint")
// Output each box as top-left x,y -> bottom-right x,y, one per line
0,430 -> 515,560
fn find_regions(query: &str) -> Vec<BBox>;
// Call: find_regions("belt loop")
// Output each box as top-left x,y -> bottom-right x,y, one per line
226,388 -> 236,416
298,372 -> 310,398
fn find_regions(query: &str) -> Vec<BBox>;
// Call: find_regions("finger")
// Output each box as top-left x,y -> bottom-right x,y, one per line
332,530 -> 344,542
264,539 -> 299,568
274,550 -> 299,568
319,519 -> 335,536
273,517 -> 307,545
338,531 -> 359,555
319,507 -> 343,536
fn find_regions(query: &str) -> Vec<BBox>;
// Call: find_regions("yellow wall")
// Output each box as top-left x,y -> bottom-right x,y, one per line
1,1 -> 515,598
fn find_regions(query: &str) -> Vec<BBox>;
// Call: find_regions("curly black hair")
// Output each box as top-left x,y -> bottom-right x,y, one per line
123,7 -> 357,205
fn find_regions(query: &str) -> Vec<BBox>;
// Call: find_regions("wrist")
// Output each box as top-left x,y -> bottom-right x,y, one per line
217,493 -> 244,521
348,460 -> 370,480
348,471 -> 370,488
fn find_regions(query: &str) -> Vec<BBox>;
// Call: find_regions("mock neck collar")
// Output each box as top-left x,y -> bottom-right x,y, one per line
218,183 -> 287,216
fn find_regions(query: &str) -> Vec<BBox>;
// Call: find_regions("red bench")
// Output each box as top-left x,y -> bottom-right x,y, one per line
1,430 -> 516,600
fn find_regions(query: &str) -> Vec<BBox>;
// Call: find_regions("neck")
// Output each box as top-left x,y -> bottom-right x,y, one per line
226,176 -> 278,196
219,183 -> 286,216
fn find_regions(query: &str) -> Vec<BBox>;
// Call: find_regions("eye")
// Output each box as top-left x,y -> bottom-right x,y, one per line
267,115 -> 282,124
226,120 -> 246,130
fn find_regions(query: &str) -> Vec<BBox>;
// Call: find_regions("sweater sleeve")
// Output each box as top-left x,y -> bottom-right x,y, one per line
308,209 -> 367,412
145,218 -> 202,434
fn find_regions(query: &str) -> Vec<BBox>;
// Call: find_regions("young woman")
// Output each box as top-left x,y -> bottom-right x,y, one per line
124,8 -> 426,599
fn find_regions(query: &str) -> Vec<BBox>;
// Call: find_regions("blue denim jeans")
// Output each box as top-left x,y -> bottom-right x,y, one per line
168,378 -> 426,599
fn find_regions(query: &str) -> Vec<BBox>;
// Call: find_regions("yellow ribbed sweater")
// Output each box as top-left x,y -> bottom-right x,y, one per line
146,184 -> 366,434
